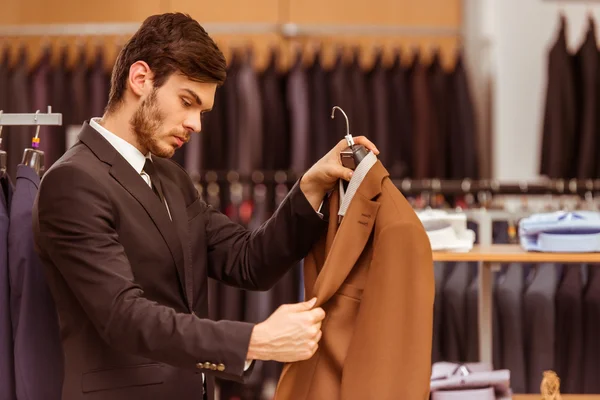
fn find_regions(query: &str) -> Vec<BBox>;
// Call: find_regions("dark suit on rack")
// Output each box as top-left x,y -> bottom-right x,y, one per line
540,16 -> 576,179
349,48 -> 369,141
428,50 -> 450,179
48,46 -> 70,168
523,263 -> 559,393
9,165 -> 63,400
236,49 -> 263,174
555,264 -> 584,394
410,51 -> 436,179
574,19 -> 599,180
583,265 -> 600,394
0,172 -> 15,400
287,51 -> 310,175
441,261 -> 472,362
495,263 -> 527,393
32,122 -> 326,400
260,49 -> 289,171
367,50 -> 390,167
7,47 -> 31,180
328,49 -> 353,149
31,47 -> 52,166
308,50 -> 330,165
448,53 -> 478,179
388,49 -> 412,178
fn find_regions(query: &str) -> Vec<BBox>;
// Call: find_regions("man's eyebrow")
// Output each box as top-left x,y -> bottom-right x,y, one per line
183,88 -> 202,105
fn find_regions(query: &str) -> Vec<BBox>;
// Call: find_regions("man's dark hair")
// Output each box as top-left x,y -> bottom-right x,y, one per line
106,12 -> 226,113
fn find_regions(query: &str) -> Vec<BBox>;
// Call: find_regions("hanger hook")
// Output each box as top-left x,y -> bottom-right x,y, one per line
330,106 -> 353,145
34,110 -> 41,140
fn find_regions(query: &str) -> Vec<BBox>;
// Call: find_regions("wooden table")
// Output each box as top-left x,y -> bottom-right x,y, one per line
432,244 -> 600,367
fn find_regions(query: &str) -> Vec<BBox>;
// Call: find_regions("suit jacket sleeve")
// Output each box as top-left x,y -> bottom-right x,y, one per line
34,164 -> 260,382
340,221 -> 434,399
203,178 -> 328,291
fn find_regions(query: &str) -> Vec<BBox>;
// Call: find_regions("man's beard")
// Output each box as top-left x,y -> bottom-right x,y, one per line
129,89 -> 187,158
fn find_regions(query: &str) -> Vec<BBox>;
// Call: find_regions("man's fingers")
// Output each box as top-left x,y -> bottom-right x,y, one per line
287,297 -> 317,311
329,164 -> 354,181
308,307 -> 326,322
352,136 -> 379,154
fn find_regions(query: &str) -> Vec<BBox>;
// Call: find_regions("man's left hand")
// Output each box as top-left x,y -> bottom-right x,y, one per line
300,136 -> 380,211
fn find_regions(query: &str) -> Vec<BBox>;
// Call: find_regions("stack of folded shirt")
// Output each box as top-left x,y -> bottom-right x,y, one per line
416,209 -> 476,252
519,210 -> 600,252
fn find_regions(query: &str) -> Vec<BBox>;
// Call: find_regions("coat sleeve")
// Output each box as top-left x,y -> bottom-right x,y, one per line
340,221 -> 434,399
203,178 -> 328,291
34,164 -> 253,382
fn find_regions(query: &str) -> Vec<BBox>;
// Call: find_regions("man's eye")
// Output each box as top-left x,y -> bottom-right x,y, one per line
182,99 -> 192,107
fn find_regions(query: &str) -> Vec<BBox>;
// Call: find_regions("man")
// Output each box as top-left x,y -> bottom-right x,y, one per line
32,12 -> 379,400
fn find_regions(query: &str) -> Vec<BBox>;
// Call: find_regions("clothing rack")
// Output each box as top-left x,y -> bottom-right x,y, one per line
0,108 -> 63,126
194,171 -> 600,196
0,22 -> 461,38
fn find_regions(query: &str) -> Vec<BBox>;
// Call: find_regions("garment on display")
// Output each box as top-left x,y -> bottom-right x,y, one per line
274,146 -> 435,399
519,211 -> 600,252
430,362 -> 512,400
417,209 -> 476,252
540,13 -> 600,180
0,109 -> 63,400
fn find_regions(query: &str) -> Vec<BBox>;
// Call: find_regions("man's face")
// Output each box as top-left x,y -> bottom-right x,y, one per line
129,73 -> 216,158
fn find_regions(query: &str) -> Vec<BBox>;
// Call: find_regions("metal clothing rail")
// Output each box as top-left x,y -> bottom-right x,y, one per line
0,22 -> 461,37
0,107 -> 63,126
196,171 -> 600,195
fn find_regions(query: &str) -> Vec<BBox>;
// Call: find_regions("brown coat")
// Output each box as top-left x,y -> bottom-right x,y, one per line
274,161 -> 434,400
31,122 -> 327,400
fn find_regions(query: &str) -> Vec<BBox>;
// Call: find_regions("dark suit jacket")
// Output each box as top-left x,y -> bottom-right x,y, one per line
448,53 -> 478,179
260,49 -> 289,171
0,172 -> 15,400
388,49 -> 412,178
308,49 -> 331,165
523,263 -> 559,393
574,19 -> 599,179
540,16 -> 576,179
555,264 -> 584,394
367,50 -> 391,167
9,165 -> 63,400
32,122 -> 327,400
7,46 -> 31,181
583,265 -> 600,394
410,51 -> 436,179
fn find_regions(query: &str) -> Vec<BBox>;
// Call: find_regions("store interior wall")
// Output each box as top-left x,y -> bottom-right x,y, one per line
1,0 -> 470,169
484,0 -> 600,181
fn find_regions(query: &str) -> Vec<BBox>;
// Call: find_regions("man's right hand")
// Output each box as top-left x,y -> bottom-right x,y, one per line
246,297 -> 325,363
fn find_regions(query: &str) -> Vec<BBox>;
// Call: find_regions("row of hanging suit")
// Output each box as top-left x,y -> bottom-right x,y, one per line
174,44 -> 480,181
0,159 -> 63,400
540,14 -> 600,180
433,215 -> 600,394
0,41 -> 479,183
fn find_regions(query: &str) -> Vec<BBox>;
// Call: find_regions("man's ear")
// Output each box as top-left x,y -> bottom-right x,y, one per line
128,61 -> 154,98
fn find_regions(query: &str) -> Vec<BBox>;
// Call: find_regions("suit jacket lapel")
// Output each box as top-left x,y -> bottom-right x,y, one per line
311,162 -> 388,307
160,171 -> 194,311
79,123 -> 189,310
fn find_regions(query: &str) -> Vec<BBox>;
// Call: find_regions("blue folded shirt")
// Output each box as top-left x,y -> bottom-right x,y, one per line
519,211 -> 600,252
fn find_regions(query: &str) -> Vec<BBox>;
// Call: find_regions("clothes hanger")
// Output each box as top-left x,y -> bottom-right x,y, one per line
0,111 -> 6,175
331,105 -> 369,171
21,110 -> 45,176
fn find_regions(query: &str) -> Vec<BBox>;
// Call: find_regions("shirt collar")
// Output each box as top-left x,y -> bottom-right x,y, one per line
89,117 -> 150,174
338,151 -> 378,217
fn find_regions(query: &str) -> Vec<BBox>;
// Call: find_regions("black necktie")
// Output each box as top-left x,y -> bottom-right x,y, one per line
143,158 -> 165,203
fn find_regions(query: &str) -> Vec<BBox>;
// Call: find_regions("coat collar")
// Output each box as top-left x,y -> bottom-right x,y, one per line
79,122 -> 194,311
309,160 -> 389,307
